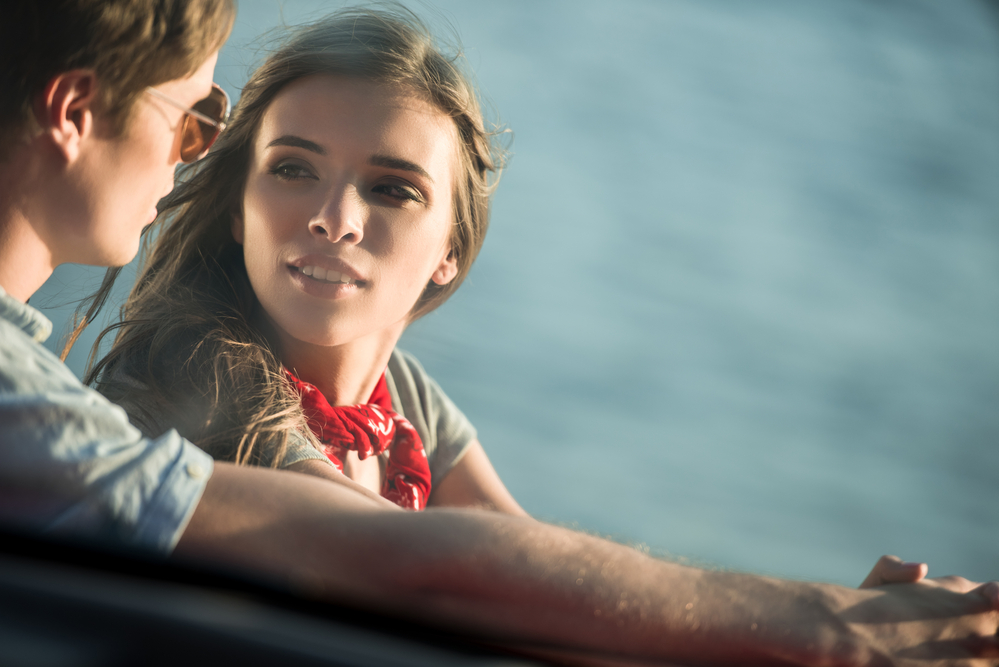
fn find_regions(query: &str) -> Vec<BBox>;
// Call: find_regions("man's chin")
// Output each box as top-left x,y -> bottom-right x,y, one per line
85,241 -> 143,269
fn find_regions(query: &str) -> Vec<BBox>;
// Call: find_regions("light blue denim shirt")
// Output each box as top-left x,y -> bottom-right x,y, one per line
0,285 -> 213,553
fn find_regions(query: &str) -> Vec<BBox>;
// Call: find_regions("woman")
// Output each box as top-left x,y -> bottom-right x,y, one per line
90,6 -> 524,515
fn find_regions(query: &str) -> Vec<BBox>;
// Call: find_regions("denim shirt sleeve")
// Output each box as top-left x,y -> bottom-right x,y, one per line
0,314 -> 213,554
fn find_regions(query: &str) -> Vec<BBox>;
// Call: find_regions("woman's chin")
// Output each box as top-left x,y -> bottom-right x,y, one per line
268,317 -> 362,352
264,306 -> 407,357
279,329 -> 348,350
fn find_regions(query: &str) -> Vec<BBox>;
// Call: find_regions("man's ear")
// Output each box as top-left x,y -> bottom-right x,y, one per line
431,249 -> 458,286
231,211 -> 245,244
34,70 -> 98,164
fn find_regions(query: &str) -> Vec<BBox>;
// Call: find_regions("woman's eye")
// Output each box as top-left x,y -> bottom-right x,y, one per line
268,162 -> 316,181
373,183 -> 422,203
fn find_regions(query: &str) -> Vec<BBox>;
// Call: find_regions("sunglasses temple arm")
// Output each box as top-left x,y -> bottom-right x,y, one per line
186,107 -> 224,128
145,87 -> 225,129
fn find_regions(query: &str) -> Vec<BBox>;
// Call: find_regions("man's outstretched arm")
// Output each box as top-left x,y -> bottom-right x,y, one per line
176,463 -> 999,666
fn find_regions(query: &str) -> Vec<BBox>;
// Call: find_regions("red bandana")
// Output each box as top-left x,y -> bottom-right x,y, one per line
285,370 -> 431,510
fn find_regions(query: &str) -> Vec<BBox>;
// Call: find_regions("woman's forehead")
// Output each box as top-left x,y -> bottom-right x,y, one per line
260,76 -> 455,152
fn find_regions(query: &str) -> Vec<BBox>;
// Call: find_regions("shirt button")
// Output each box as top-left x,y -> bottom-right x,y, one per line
186,463 -> 205,479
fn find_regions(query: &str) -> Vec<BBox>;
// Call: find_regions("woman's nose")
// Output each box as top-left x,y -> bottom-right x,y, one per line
309,186 -> 364,244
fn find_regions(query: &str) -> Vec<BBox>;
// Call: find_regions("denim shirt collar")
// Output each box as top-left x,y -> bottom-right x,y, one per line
0,284 -> 53,343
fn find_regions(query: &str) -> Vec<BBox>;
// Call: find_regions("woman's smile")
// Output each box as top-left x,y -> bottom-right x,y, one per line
286,255 -> 366,298
296,267 -> 356,286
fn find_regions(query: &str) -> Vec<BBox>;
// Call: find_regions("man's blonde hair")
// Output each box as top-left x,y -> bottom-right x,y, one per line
1,0 -> 235,156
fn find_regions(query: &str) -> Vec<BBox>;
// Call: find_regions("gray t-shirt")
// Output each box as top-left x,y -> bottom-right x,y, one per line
0,286 -> 213,553
111,347 -> 476,490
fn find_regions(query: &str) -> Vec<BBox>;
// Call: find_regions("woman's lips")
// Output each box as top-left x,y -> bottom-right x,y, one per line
288,255 -> 365,282
296,264 -> 357,285
287,264 -> 363,298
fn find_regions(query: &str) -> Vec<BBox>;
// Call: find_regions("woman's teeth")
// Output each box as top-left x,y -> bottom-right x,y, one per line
299,265 -> 355,284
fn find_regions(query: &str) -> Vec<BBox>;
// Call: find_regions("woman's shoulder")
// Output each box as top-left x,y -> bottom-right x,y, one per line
385,347 -> 452,415
385,347 -> 477,487
386,347 -> 429,388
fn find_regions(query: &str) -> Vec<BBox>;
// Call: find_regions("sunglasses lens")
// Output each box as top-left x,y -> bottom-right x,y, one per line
178,115 -> 206,163
179,86 -> 229,163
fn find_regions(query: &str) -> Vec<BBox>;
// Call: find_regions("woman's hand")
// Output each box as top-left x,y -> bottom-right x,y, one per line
860,554 -> 928,588
861,554 -> 989,595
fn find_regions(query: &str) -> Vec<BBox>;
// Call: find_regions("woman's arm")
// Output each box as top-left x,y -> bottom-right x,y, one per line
427,440 -> 528,516
284,458 -> 400,509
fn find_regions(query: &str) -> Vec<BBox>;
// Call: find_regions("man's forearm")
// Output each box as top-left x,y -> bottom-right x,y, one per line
347,508 -> 849,665
176,463 -> 998,666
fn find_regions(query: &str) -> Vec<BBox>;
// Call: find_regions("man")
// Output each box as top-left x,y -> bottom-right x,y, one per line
1,2 -> 997,665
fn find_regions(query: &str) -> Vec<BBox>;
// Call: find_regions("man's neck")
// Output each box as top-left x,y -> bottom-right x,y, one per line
0,155 -> 58,302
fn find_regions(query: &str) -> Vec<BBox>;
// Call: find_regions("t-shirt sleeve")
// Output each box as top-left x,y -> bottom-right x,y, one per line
0,320 -> 213,554
385,349 -> 477,488
278,430 -> 333,468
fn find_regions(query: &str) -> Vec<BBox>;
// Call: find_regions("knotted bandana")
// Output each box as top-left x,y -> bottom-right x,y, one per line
285,369 -> 431,510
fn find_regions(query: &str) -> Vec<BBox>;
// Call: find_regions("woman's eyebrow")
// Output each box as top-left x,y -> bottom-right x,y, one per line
266,135 -> 326,155
370,154 -> 433,182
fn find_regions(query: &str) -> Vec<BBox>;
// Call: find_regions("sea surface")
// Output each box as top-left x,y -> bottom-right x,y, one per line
34,0 -> 999,586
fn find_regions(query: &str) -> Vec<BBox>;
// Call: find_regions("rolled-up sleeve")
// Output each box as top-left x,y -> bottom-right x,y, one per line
0,316 -> 212,554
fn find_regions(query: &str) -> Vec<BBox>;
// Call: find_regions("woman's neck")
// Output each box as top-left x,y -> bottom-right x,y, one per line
278,323 -> 405,406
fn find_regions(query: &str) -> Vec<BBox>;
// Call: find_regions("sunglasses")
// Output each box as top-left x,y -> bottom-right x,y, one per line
145,83 -> 230,163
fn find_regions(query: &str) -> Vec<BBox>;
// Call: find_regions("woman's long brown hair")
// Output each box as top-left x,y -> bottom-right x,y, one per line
80,5 -> 506,465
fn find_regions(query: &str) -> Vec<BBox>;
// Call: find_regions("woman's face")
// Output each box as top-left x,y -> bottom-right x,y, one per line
235,75 -> 459,351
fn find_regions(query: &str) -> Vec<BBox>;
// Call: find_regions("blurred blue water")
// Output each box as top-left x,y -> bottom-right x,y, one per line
33,0 -> 999,585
